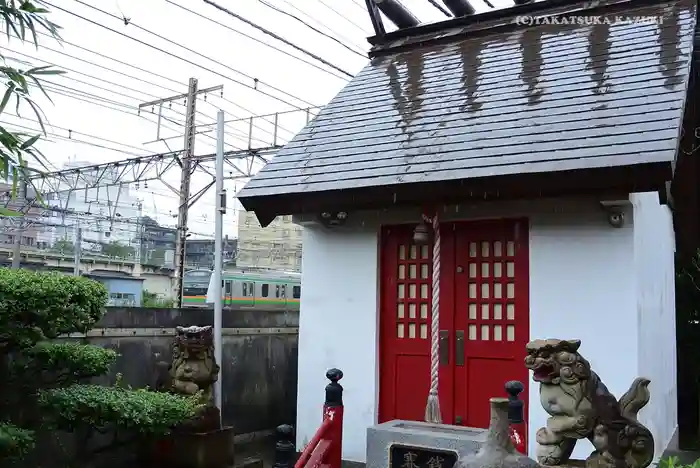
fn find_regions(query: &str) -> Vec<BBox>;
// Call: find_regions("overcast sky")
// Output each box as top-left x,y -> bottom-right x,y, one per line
3,0 -> 507,239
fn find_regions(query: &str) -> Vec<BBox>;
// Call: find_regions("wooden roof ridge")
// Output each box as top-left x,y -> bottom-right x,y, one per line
369,0 -> 679,56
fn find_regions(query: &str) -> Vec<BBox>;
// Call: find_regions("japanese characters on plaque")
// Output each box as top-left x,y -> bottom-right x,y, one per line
389,444 -> 458,468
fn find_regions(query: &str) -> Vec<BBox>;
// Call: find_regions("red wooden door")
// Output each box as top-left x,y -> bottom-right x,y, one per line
379,219 -> 529,428
379,225 -> 440,422
452,218 -> 530,429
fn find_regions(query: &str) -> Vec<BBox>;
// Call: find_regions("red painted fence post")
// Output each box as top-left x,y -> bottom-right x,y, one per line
324,368 -> 344,468
505,380 -> 527,455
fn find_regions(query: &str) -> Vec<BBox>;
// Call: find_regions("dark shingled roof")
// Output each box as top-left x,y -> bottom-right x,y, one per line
239,0 -> 697,225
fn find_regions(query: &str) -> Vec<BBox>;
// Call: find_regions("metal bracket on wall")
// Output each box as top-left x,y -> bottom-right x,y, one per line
60,327 -> 299,339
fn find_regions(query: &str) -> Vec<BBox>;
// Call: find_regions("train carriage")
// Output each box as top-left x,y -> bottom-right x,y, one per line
182,268 -> 301,310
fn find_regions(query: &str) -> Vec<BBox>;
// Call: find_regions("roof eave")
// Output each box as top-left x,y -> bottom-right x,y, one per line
367,0 -> 658,54
239,162 -> 673,227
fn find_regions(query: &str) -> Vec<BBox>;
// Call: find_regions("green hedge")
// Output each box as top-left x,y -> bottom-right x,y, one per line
0,269 -> 107,351
39,384 -> 202,435
11,342 -> 118,381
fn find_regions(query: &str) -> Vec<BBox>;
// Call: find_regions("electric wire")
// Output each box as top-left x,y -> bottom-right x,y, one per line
166,0 -> 352,80
2,121 -> 147,157
2,48 -> 195,122
315,0 -> 370,34
1,117 -> 153,154
39,82 -> 182,131
24,38 -> 182,96
50,0 -> 315,109
201,0 -> 355,79
203,95 -> 297,137
253,0 -> 366,59
19,72 -> 256,151
21,79 -> 284,153
3,46 -> 257,136
30,30 -> 295,142
31,83 -> 239,154
40,2 -> 310,136
349,0 -> 371,13
34,29 -> 187,91
275,0 -> 368,53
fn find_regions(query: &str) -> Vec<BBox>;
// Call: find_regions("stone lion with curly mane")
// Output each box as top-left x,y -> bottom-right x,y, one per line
525,339 -> 654,468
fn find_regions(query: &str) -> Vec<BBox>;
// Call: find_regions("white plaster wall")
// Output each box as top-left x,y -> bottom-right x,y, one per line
295,226 -> 380,461
527,202 -> 637,458
295,197 -> 673,463
631,192 -> 677,460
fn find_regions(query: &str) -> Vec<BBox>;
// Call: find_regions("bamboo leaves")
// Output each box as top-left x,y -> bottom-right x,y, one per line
0,0 -> 62,212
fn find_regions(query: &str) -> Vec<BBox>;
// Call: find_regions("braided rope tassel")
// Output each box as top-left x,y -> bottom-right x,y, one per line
424,211 -> 442,424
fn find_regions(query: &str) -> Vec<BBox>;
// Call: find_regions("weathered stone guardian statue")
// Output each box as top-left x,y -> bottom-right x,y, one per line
170,325 -> 220,399
169,325 -> 221,432
524,339 -> 654,468
144,325 -> 234,467
455,397 -> 539,468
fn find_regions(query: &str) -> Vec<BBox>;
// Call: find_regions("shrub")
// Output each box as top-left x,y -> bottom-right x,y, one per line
39,384 -> 202,436
10,342 -> 118,384
0,269 -> 107,351
660,457 -> 700,468
0,422 -> 34,460
0,269 -> 198,465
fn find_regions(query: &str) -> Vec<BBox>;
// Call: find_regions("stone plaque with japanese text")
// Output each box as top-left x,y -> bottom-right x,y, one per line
389,444 -> 458,468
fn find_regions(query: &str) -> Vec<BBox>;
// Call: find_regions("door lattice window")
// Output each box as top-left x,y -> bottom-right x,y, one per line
466,240 -> 517,342
396,243 -> 431,340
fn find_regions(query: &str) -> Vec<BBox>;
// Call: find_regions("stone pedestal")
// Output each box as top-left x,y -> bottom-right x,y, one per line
366,420 -> 488,468
143,426 -> 236,468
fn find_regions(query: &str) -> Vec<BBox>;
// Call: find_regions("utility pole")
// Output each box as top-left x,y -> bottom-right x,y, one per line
213,110 -> 226,418
11,163 -> 28,269
139,78 -> 224,307
73,226 -> 82,276
133,200 -> 143,277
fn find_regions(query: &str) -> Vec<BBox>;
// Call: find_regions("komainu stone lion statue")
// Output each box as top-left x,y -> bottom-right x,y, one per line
524,339 -> 654,468
168,325 -> 222,432
169,325 -> 220,401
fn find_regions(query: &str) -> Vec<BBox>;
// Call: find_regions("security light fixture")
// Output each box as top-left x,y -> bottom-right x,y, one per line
318,211 -> 348,228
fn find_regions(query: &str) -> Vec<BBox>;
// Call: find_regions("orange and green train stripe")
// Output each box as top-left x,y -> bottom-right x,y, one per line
182,295 -> 301,307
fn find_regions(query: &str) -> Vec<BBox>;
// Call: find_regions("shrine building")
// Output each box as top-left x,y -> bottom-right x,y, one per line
238,0 -> 698,463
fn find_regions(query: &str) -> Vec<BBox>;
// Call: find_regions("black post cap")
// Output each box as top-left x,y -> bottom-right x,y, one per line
273,424 -> 295,468
505,380 -> 524,424
325,368 -> 344,408
326,368 -> 343,382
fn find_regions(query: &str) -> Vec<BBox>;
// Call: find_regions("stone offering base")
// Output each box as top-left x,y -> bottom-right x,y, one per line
142,426 -> 235,468
366,420 -> 488,468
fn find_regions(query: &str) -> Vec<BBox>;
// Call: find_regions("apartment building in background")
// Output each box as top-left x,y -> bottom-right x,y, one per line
37,158 -> 141,251
236,210 -> 302,271
184,238 -> 237,269
0,182 -> 43,248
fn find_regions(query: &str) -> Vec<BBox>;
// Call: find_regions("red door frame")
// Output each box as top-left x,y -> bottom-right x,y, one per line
378,218 -> 530,426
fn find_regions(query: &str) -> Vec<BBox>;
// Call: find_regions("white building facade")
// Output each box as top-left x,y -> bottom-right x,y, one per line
293,195 -> 677,463
235,0 -> 692,463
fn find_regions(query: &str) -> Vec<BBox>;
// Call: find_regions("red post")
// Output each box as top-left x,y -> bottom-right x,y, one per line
505,380 -> 527,455
323,368 -> 344,468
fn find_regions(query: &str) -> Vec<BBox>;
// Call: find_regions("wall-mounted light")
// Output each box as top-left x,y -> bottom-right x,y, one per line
599,200 -> 629,229
318,211 -> 348,228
